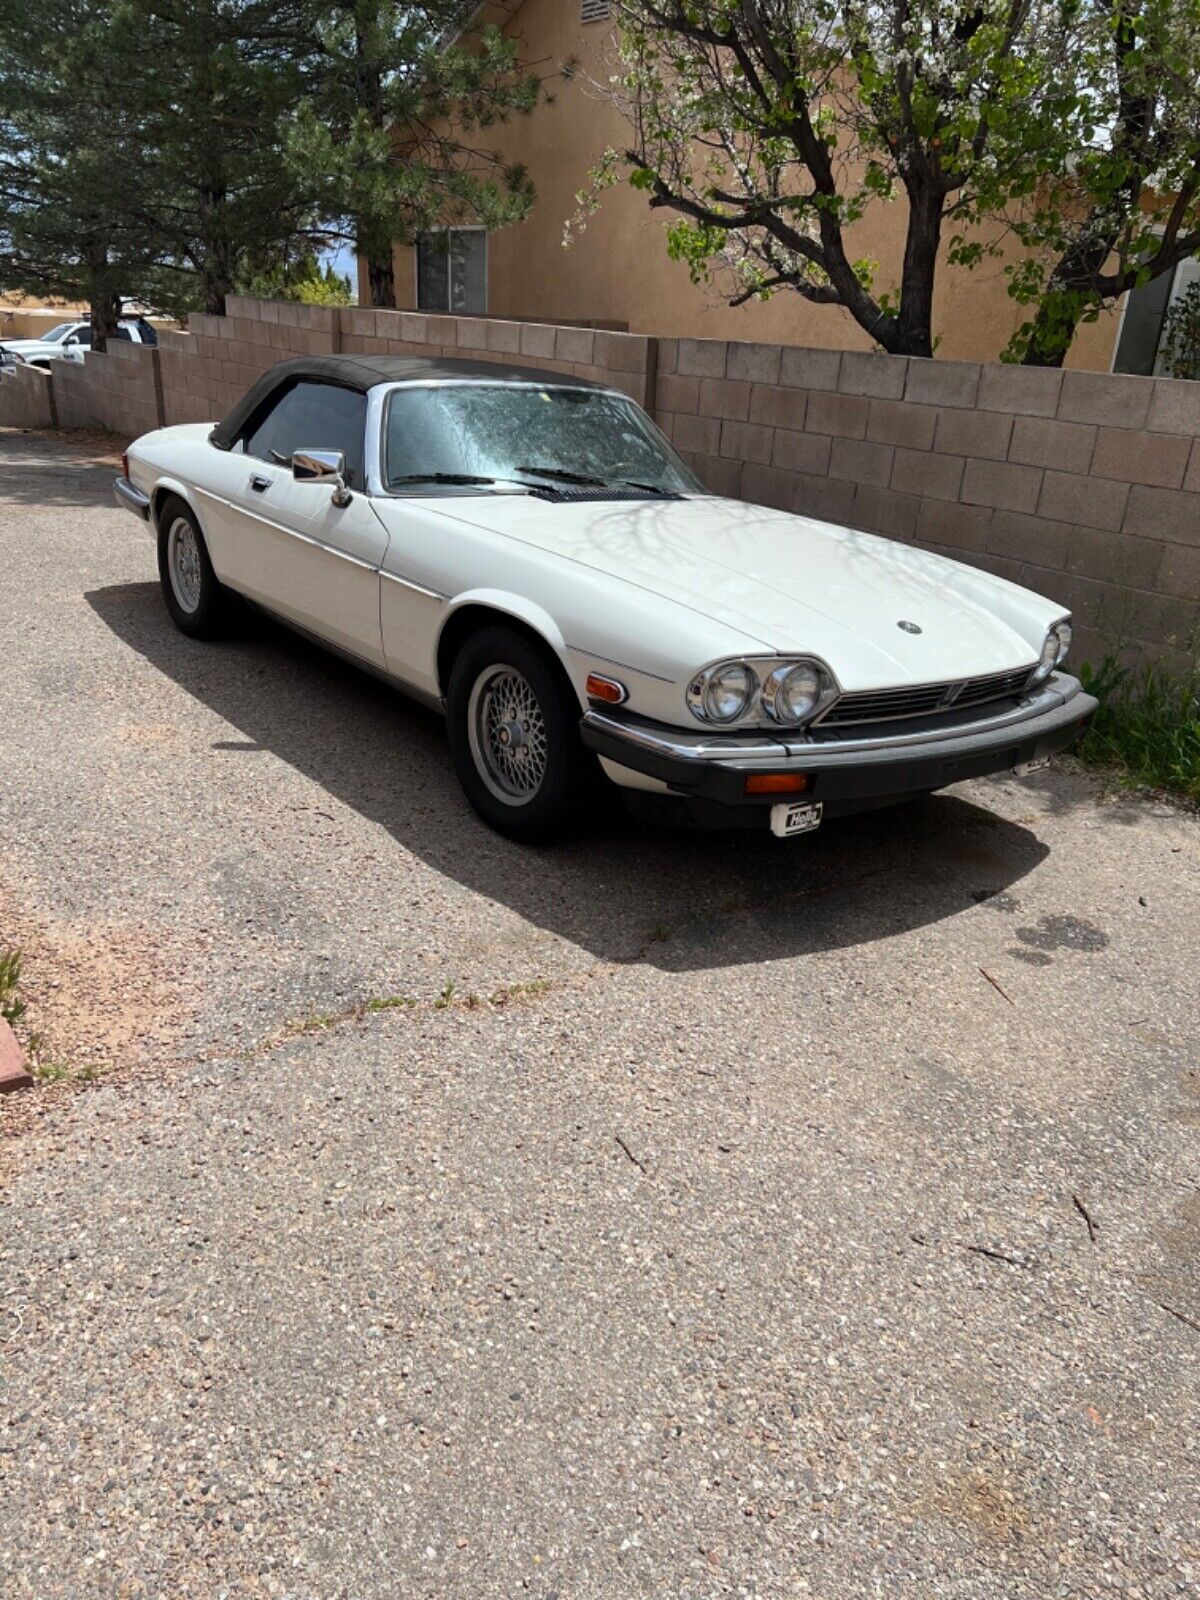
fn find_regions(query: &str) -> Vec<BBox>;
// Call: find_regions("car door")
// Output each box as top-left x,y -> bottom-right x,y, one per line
203,379 -> 390,669
62,326 -> 90,363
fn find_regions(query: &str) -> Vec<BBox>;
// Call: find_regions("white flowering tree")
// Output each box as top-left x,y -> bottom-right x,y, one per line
583,0 -> 1200,364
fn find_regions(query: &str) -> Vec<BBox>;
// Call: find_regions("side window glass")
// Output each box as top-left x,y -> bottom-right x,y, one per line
242,392 -> 290,465
244,381 -> 369,489
115,326 -> 132,341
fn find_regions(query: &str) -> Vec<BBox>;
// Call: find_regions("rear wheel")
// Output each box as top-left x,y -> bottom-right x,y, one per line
446,626 -> 596,842
156,496 -> 228,638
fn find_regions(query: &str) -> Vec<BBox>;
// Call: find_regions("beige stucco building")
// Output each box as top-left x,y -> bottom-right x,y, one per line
360,0 -> 1200,373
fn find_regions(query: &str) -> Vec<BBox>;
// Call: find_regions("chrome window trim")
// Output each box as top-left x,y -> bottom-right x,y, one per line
364,383 -> 388,495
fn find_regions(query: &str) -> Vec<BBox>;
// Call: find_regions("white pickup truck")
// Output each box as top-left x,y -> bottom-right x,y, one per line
0,317 -> 158,370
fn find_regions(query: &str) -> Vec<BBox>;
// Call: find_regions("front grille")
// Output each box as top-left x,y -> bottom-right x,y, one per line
952,666 -> 1035,707
820,665 -> 1035,727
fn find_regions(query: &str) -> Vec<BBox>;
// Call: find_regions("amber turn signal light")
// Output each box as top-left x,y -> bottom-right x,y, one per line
744,772 -> 809,796
586,673 -> 628,705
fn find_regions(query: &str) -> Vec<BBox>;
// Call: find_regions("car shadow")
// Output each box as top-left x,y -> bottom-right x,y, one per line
86,582 -> 1050,972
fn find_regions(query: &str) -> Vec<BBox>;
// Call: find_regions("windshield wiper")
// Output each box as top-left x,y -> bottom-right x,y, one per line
517,464 -> 675,496
515,464 -> 608,487
617,478 -> 676,497
389,472 -> 498,487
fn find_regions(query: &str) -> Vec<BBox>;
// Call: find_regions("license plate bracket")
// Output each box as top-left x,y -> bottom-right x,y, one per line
770,800 -> 823,838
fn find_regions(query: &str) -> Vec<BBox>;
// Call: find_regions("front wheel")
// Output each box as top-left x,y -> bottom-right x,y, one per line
156,496 -> 228,638
446,627 -> 596,842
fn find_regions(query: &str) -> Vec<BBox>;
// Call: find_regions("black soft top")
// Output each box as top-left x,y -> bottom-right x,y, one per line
209,353 -> 609,451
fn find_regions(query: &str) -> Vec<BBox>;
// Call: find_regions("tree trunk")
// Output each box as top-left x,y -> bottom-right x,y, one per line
86,244 -> 121,352
354,16 -> 394,310
1020,331 -> 1068,369
366,249 -> 395,308
1020,228 -> 1120,367
90,288 -> 122,352
890,186 -> 943,359
198,182 -> 232,315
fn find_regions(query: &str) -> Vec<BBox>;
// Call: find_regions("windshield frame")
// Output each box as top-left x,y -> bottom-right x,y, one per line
374,378 -> 706,500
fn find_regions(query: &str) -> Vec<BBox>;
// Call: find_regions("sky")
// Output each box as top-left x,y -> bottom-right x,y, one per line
323,241 -> 358,293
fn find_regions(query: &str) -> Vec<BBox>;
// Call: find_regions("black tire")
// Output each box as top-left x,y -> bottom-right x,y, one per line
446,626 -> 597,843
156,495 -> 228,638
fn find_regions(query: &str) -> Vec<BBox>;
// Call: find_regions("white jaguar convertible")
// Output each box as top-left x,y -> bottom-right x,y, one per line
115,354 -> 1094,842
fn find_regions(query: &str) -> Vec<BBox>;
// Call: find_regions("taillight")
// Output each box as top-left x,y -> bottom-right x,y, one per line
121,451 -> 130,480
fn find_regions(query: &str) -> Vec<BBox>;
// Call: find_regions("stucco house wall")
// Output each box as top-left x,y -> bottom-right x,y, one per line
368,0 -> 1122,371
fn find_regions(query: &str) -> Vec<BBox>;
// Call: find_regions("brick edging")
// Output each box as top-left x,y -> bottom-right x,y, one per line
0,1019 -> 32,1094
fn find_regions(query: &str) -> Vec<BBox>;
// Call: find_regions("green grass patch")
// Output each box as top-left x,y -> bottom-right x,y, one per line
0,947 -> 24,1026
1076,654 -> 1200,804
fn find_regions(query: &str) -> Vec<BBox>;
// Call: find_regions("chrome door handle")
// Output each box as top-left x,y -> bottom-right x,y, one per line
249,474 -> 271,493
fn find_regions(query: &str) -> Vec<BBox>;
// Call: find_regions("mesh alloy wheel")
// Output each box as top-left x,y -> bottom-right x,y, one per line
446,625 -> 602,842
166,515 -> 203,614
466,664 -> 550,805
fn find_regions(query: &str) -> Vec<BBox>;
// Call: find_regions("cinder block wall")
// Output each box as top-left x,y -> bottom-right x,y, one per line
655,339 -> 1200,667
338,306 -> 655,410
159,300 -> 342,425
0,363 -> 55,429
4,296 -> 1195,664
51,341 -> 162,437
157,298 -> 654,426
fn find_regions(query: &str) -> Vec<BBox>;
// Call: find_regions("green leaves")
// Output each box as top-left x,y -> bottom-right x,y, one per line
0,0 -> 545,317
283,3 -> 544,303
604,0 -> 1199,362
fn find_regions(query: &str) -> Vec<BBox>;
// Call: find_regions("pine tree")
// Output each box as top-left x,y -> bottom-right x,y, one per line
0,0 -> 163,345
287,2 -> 544,308
129,0 -> 316,315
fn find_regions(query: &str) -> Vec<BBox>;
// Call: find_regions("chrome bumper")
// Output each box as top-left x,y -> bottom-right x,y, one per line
113,475 -> 151,520
580,674 -> 1096,811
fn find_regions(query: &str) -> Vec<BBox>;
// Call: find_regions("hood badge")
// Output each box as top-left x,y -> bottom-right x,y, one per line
897,620 -> 923,634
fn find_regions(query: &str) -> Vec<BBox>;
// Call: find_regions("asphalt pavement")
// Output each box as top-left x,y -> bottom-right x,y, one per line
1,427 -> 1197,1598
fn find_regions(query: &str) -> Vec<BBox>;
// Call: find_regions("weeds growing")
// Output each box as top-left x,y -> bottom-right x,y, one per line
1077,653 -> 1200,804
0,947 -> 24,1026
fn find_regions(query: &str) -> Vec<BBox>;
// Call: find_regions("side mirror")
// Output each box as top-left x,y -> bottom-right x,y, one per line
292,447 -> 352,507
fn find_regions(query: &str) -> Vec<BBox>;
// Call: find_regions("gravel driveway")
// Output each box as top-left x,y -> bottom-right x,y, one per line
1,427 -> 1197,1598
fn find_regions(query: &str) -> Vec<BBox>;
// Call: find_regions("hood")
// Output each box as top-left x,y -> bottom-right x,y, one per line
0,339 -> 60,356
434,493 -> 1064,690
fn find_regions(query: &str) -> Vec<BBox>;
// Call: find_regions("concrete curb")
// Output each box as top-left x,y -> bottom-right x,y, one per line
0,1018 -> 33,1093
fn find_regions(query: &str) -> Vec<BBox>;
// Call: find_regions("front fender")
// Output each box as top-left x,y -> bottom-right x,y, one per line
437,589 -> 582,704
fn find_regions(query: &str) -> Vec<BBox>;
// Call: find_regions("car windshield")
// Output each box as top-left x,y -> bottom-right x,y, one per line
383,383 -> 703,495
40,323 -> 76,342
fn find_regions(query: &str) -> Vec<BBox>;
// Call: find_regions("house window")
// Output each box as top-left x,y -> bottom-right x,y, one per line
1113,256 -> 1200,376
416,229 -> 487,314
581,0 -> 611,20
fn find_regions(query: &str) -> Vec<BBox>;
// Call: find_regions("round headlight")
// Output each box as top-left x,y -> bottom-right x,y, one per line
702,661 -> 757,723
1032,619 -> 1072,683
765,662 -> 823,724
